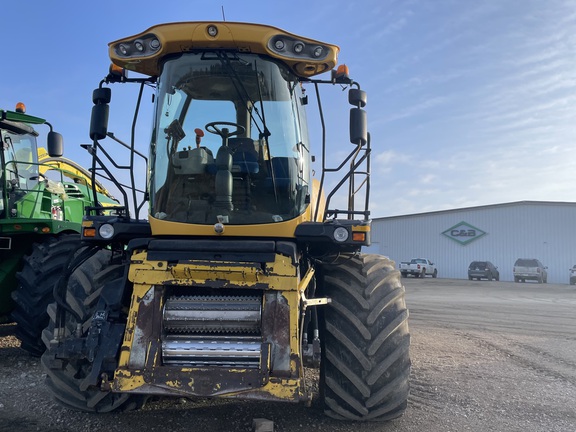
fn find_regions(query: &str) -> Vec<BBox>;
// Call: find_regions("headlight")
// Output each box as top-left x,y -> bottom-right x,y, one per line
113,34 -> 162,58
98,223 -> 115,239
333,227 -> 349,242
268,35 -> 328,61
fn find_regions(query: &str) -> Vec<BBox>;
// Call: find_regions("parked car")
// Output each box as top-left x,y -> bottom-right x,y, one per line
399,258 -> 438,278
468,261 -> 499,281
569,265 -> 576,285
513,258 -> 547,283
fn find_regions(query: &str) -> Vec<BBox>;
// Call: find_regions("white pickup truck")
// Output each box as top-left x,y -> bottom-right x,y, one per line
399,258 -> 438,278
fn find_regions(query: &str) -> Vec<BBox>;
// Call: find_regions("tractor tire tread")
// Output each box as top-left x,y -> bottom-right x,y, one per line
319,254 -> 410,421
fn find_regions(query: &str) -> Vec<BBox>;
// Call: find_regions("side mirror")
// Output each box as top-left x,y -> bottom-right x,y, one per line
47,131 -> 64,157
349,88 -> 368,146
89,87 -> 111,141
349,88 -> 367,108
350,108 -> 367,145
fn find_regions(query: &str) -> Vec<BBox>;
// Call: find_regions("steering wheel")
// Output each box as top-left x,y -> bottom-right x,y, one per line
205,121 -> 246,140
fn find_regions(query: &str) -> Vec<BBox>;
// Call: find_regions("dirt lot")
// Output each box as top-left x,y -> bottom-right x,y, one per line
1,278 -> 575,432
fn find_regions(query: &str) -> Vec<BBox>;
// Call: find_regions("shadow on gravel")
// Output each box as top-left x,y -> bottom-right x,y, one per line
0,416 -> 69,432
0,323 -> 15,338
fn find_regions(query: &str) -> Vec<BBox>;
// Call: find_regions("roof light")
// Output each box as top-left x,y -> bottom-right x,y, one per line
268,35 -> 329,61
207,25 -> 218,37
118,44 -> 130,55
134,39 -> 145,52
114,34 -> 162,58
15,102 -> 26,113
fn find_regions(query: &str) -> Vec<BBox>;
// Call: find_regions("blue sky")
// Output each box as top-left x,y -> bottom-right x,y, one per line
2,0 -> 575,217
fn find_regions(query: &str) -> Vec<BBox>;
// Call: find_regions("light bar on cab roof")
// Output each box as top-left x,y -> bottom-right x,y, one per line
267,34 -> 328,61
108,22 -> 340,78
113,33 -> 162,59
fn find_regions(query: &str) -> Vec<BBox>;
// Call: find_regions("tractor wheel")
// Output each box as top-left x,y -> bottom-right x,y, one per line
11,233 -> 80,356
318,254 -> 410,421
41,250 -> 145,412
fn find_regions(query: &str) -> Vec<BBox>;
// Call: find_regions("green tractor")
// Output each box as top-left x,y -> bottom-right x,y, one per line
0,103 -> 117,355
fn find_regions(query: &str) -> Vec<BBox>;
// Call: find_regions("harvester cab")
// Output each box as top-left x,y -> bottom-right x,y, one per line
0,103 -> 117,355
43,22 -> 411,421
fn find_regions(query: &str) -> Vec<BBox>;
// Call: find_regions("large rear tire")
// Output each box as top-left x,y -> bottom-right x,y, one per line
41,250 -> 144,413
11,233 -> 80,356
319,254 -> 410,421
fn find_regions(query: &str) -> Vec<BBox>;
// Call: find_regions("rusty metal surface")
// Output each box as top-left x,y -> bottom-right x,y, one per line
262,292 -> 292,375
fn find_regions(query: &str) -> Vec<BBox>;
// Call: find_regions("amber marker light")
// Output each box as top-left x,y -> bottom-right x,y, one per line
15,102 -> 26,113
41,227 -> 51,233
334,64 -> 349,79
352,232 -> 366,242
83,227 -> 96,237
109,63 -> 126,78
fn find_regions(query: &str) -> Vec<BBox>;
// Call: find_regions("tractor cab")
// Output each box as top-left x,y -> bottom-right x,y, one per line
1,124 -> 40,200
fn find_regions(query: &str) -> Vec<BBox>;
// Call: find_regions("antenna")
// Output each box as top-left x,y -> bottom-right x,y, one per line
221,6 -> 226,21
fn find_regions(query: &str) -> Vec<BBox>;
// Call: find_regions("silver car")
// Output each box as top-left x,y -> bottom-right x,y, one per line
513,258 -> 547,283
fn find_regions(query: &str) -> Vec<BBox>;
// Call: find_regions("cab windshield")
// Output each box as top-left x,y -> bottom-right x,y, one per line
150,52 -> 311,225
1,129 -> 40,217
1,129 -> 40,187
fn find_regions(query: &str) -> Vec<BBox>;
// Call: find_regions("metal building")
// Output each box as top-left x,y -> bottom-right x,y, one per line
368,201 -> 576,284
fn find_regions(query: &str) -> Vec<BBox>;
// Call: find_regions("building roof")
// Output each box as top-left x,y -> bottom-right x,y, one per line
373,200 -> 576,221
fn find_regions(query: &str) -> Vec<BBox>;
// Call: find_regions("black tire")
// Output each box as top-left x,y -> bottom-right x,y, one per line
421,268 -> 426,278
487,272 -> 493,281
41,250 -> 144,413
468,276 -> 472,281
319,254 -> 410,421
401,272 -> 407,278
432,269 -> 437,278
11,233 -> 80,356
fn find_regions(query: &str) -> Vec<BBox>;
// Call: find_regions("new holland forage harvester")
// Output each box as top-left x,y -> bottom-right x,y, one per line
42,22 -> 411,421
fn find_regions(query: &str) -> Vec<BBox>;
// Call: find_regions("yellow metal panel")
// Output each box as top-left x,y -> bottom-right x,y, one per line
113,366 -> 308,402
109,22 -> 339,78
116,249 -> 310,402
148,206 -> 312,237
128,252 -> 297,289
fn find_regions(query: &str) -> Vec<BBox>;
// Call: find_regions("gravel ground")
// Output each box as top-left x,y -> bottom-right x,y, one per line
1,278 -> 575,432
